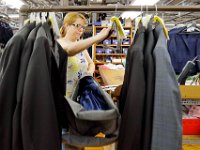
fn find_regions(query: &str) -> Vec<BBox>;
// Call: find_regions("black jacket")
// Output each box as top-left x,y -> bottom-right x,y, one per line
21,23 -> 67,150
142,22 -> 156,150
12,23 -> 42,150
118,26 -> 146,150
0,22 -> 35,150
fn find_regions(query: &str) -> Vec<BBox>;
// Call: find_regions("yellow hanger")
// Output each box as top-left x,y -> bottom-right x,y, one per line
48,13 -> 60,38
110,16 -> 126,39
153,15 -> 169,40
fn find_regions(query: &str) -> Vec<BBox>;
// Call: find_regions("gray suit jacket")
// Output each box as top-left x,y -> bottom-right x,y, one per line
151,24 -> 182,150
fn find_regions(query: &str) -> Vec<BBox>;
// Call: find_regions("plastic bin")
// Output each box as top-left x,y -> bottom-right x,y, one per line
183,119 -> 200,135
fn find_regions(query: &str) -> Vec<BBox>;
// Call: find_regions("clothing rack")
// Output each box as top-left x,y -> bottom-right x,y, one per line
20,5 -> 200,13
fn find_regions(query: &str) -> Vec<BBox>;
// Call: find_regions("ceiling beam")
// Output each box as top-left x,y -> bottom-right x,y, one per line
167,0 -> 186,5
176,16 -> 200,24
60,0 -> 69,6
165,12 -> 193,22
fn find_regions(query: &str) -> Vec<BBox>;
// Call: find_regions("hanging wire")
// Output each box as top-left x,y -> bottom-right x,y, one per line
146,5 -> 148,16
114,2 -> 119,17
155,4 -> 158,16
140,5 -> 143,18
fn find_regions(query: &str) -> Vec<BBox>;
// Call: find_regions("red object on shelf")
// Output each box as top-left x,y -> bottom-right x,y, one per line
183,119 -> 200,135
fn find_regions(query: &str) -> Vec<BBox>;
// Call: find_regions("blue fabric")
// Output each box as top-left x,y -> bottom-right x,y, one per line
167,27 -> 200,74
78,76 -> 109,111
0,21 -> 13,47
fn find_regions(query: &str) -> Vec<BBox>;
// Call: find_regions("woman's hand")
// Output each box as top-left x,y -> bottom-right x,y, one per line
98,26 -> 112,42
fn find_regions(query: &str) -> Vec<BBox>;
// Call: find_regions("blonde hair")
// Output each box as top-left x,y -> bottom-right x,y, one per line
60,12 -> 87,38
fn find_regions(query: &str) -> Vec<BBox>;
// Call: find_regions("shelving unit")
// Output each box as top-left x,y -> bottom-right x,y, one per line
93,26 -> 133,77
180,85 -> 200,150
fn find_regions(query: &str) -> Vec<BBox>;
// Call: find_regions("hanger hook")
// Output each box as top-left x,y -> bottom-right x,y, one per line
115,3 -> 119,16
140,5 -> 143,17
146,5 -> 148,15
155,4 -> 158,16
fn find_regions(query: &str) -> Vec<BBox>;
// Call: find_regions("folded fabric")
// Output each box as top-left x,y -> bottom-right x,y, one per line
78,76 -> 109,110
188,105 -> 200,117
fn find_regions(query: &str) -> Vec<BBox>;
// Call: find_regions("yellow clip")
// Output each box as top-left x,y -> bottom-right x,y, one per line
153,15 -> 169,40
48,16 -> 53,27
111,16 -> 126,39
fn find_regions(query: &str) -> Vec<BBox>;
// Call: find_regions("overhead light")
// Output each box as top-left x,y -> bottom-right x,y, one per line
121,0 -> 160,19
2,0 -> 24,9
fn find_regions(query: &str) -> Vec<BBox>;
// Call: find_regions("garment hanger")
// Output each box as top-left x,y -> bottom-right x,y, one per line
35,12 -> 41,24
178,23 -> 200,34
48,12 -> 60,38
101,3 -> 126,66
150,5 -> 169,39
29,12 -> 35,23
102,21 -> 121,52
142,5 -> 152,29
102,4 -> 124,52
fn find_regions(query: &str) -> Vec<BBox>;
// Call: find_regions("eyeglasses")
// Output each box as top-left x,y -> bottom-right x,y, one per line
71,24 -> 86,30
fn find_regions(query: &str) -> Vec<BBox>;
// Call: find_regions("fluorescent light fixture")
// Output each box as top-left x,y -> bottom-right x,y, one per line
121,0 -> 160,19
2,0 -> 24,9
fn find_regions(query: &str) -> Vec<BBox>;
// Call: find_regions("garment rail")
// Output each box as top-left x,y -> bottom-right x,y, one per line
20,5 -> 200,13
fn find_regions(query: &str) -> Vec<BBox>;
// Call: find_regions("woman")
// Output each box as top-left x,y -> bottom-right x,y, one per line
57,12 -> 111,98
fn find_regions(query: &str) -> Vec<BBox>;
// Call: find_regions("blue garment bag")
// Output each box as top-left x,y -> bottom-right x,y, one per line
77,76 -> 109,110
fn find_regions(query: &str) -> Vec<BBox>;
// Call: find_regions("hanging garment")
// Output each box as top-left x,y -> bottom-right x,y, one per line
168,27 -> 200,74
0,45 -> 4,59
12,23 -> 42,150
119,24 -> 144,115
142,21 -> 156,150
0,20 -> 13,47
151,24 -> 182,150
117,25 -> 146,150
21,23 -> 67,150
0,22 -> 36,150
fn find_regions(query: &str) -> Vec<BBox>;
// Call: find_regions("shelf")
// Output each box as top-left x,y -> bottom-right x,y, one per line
180,85 -> 200,99
94,25 -> 132,78
96,44 -> 130,47
109,35 -> 131,38
95,26 -> 132,29
96,54 -> 126,56
95,62 -> 123,65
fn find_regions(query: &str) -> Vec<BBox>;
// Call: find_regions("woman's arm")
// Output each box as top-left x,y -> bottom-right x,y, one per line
83,50 -> 95,76
58,27 -> 112,56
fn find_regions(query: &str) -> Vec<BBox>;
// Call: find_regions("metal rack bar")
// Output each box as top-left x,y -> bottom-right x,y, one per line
20,5 -> 200,13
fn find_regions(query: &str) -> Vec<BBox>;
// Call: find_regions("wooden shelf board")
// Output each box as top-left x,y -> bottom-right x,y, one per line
96,54 -> 126,56
180,85 -> 200,99
95,62 -> 123,65
95,26 -> 132,29
96,44 -> 130,47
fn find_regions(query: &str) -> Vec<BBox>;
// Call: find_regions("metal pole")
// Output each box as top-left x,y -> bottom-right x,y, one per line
20,5 -> 200,13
